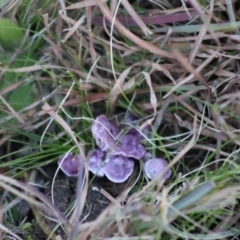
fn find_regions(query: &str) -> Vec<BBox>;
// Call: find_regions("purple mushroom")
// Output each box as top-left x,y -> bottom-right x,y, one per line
92,115 -> 120,151
87,149 -> 106,177
112,132 -> 146,159
144,158 -> 172,180
142,151 -> 153,162
123,112 -> 152,141
87,149 -> 134,183
124,112 -> 140,124
125,127 -> 141,138
89,115 -> 173,183
58,152 -> 83,177
92,115 -> 145,159
126,125 -> 152,142
103,155 -> 134,183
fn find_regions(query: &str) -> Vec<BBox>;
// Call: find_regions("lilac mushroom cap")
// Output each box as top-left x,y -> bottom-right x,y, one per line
142,151 -> 153,162
123,112 -> 152,141
58,152 -> 83,177
87,149 -> 106,177
123,112 -> 142,139
103,155 -> 134,183
125,127 -> 142,140
92,115 -> 120,151
142,124 -> 152,139
144,158 -> 172,180
92,115 -> 145,159
112,133 -> 146,159
125,125 -> 152,141
124,112 -> 139,124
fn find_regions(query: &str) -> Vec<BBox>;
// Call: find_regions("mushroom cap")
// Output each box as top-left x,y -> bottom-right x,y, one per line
124,125 -> 152,142
92,115 -> 146,159
124,112 -> 139,124
125,128 -> 142,140
87,149 -> 106,177
142,151 -> 153,162
92,115 -> 120,151
142,124 -> 152,139
124,112 -> 151,140
58,152 -> 83,177
103,155 -> 134,183
144,158 -> 172,180
112,133 -> 146,159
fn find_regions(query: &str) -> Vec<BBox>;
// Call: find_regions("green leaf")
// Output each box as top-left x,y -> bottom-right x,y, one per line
167,181 -> 215,218
8,84 -> 35,111
0,49 -> 36,113
21,222 -> 33,230
153,21 -> 240,33
0,18 -> 24,51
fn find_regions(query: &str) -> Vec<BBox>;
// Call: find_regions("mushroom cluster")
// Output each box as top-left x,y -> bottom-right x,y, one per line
58,115 -> 172,183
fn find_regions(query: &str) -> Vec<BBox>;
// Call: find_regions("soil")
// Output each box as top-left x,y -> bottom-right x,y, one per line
17,169 -> 126,240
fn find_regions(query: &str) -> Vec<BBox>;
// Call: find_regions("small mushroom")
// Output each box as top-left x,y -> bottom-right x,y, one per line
144,158 -> 172,180
92,115 -> 120,151
142,124 -> 152,139
92,115 -> 145,159
112,132 -> 146,159
87,149 -> 106,177
58,152 -> 83,177
125,127 -> 142,140
124,112 -> 151,140
142,151 -> 153,162
103,154 -> 134,183
126,125 -> 152,142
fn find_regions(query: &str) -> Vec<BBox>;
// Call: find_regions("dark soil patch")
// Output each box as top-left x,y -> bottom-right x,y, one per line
15,168 -> 125,240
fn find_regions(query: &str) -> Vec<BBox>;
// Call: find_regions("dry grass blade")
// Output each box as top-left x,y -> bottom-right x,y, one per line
174,50 -> 211,94
62,15 -> 86,43
0,81 -> 23,95
0,223 -> 23,240
0,65 -> 63,72
76,193 -> 128,239
110,0 -> 118,13
140,72 -> 157,128
40,103 -> 89,236
42,13 -> 53,39
86,7 -> 98,78
168,181 -> 215,221
0,65 -> 110,90
163,50 -> 218,99
0,94 -> 24,123
0,174 -> 68,225
41,103 -> 85,159
96,0 -> 173,59
188,0 -> 216,63
141,59 -> 176,84
31,204 -> 58,240
154,96 -> 174,130
110,66 -> 132,108
100,188 -> 121,206
0,0 -> 18,16
92,11 -> 200,26
226,0 -> 240,35
121,0 -> 152,36
65,0 -> 107,9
